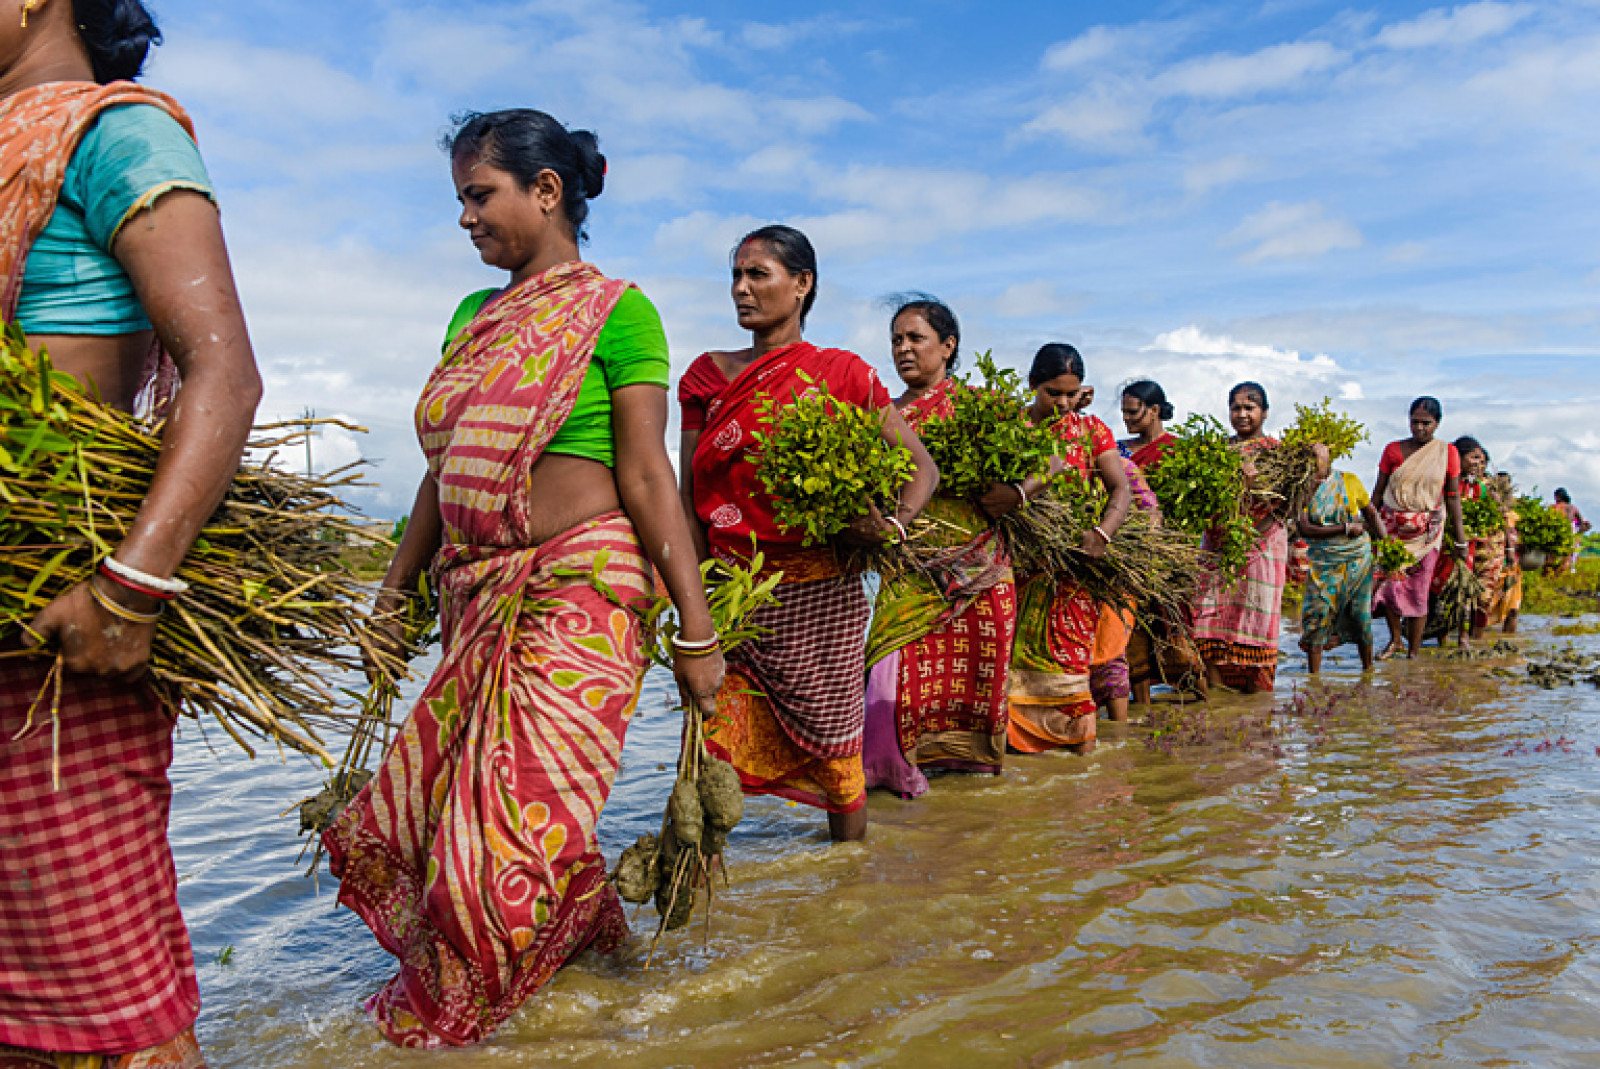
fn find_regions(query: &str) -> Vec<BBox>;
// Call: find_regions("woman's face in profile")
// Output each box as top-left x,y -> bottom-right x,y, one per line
452,154 -> 561,273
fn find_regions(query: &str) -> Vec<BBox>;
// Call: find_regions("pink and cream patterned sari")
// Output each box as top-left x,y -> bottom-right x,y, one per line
325,261 -> 651,1047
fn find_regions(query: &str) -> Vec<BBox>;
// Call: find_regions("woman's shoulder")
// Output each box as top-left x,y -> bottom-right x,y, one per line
67,102 -> 213,247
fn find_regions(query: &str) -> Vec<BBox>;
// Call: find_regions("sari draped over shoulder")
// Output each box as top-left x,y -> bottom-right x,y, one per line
1007,412 -> 1116,752
862,379 -> 1016,797
0,83 -> 205,1063
1194,438 -> 1287,693
1373,439 -> 1449,620
1300,473 -> 1375,650
324,262 -> 649,1048
691,342 -> 890,813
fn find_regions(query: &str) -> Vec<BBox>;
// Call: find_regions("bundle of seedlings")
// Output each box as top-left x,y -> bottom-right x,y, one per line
0,325 -> 404,774
1514,494 -> 1578,560
752,381 -> 919,571
915,350 -> 1060,500
1433,560 -> 1486,636
1462,494 -> 1507,540
1250,399 -> 1368,526
999,468 -> 1209,632
615,551 -> 781,951
1374,537 -> 1418,578
1142,413 -> 1258,580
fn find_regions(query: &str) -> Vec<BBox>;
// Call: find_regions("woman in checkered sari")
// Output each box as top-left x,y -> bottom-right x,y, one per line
679,226 -> 938,841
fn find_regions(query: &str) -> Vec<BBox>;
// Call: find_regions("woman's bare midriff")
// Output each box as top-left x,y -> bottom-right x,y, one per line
30,330 -> 154,413
524,451 -> 622,545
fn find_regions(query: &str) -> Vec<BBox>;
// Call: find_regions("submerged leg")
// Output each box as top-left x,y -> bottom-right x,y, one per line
828,807 -> 868,842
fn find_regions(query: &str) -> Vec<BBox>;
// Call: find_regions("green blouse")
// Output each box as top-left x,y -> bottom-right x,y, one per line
443,285 -> 670,468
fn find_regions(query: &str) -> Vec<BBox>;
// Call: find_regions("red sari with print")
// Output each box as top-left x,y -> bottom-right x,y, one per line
862,378 -> 1016,795
0,82 -> 203,1064
324,262 -> 651,1048
684,343 -> 890,812
1007,411 -> 1117,752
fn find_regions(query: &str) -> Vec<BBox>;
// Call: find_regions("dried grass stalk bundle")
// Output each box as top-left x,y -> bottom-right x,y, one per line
0,324 -> 405,765
1251,399 -> 1368,527
997,473 -> 1208,627
1434,559 -> 1486,635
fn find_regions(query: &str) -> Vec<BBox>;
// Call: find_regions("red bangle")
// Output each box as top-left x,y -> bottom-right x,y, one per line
98,561 -> 177,601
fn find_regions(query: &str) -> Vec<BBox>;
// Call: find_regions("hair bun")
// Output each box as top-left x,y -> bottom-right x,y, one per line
74,0 -> 162,83
570,130 -> 606,200
1159,402 -> 1175,420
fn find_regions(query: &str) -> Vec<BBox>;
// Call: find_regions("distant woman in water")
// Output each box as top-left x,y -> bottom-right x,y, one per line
861,296 -> 1016,797
1003,344 -> 1131,754
325,109 -> 723,1047
1371,397 -> 1466,660
1192,382 -> 1291,693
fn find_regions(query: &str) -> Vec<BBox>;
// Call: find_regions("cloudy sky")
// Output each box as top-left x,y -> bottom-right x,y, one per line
141,0 -> 1600,515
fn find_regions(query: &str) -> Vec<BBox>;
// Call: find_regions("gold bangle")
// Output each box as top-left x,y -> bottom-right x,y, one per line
90,577 -> 163,624
673,642 -> 721,659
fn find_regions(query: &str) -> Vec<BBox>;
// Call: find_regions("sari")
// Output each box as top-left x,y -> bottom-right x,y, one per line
687,343 -> 891,812
1007,412 -> 1116,752
0,83 -> 204,1064
324,262 -> 648,1048
1194,438 -> 1287,694
862,379 -> 1015,797
1462,478 -> 1508,628
1299,473 -> 1374,650
1486,511 -> 1523,627
1119,438 -> 1205,694
1372,439 -> 1451,620
1087,457 -> 1154,709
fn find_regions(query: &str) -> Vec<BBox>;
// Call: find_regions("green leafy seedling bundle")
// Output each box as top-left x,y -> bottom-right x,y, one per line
916,351 -> 1060,500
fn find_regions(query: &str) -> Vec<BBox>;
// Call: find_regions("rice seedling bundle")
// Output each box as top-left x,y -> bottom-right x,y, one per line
1514,494 -> 1578,559
1462,495 -> 1506,539
1374,537 -> 1418,578
752,381 -> 916,548
1433,560 -> 1486,636
915,351 -> 1060,500
1142,414 -> 1257,579
0,323 -> 403,765
1252,399 -> 1368,527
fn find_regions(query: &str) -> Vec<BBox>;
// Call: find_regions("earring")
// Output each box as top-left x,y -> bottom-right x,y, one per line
20,0 -> 41,28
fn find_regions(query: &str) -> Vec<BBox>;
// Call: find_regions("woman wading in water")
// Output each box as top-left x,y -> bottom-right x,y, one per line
324,110 -> 723,1047
1003,344 -> 1131,754
1192,382 -> 1292,694
0,2 -> 263,1066
861,296 -> 1016,797
678,225 -> 937,840
1371,397 -> 1466,661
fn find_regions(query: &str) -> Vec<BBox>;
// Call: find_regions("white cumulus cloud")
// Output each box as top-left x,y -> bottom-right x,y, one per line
1375,2 -> 1535,50
1224,201 -> 1364,263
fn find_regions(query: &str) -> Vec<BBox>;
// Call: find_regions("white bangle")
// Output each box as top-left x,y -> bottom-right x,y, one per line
887,516 -> 909,543
673,633 -> 720,653
102,555 -> 189,595
1012,482 -> 1028,505
1092,525 -> 1111,545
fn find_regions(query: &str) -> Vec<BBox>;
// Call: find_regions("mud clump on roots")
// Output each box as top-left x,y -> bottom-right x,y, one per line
668,780 -> 703,844
615,834 -> 661,904
698,757 -> 744,831
298,769 -> 373,834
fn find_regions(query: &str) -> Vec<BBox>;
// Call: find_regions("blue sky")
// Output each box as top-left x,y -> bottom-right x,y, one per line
140,0 -> 1600,513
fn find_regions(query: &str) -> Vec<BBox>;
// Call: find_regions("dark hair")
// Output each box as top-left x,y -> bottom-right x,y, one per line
444,110 -> 606,242
1229,381 -> 1269,411
734,224 -> 819,325
1122,379 -> 1174,421
888,293 -> 961,373
1556,488 -> 1572,503
1453,436 -> 1487,464
1029,343 -> 1085,389
1410,396 -> 1443,421
73,0 -> 161,83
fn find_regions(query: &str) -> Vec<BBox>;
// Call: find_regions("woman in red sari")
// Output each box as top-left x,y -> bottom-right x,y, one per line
999,344 -> 1131,755
325,110 -> 723,1048
1,5 -> 263,1067
678,226 -> 937,840
1116,379 -> 1207,704
1193,382 -> 1290,694
861,297 -> 1016,798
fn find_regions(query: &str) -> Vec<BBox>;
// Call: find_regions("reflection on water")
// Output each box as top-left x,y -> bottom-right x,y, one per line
172,621 -> 1600,1068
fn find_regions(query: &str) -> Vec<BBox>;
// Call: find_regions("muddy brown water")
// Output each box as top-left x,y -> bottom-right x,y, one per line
172,618 -> 1600,1067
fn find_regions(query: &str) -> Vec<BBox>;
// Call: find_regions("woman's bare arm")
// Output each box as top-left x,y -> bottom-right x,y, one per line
677,428 -> 711,563
615,385 -> 723,710
27,192 -> 262,675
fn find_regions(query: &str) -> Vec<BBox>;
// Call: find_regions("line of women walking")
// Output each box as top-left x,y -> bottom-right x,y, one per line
0,32 -> 1539,1063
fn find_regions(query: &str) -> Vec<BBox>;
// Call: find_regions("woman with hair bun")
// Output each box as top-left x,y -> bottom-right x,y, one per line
1118,379 -> 1178,471
1371,396 -> 1466,660
1192,382 -> 1295,693
679,226 -> 937,841
861,295 -> 1016,797
323,109 -> 724,1047
1000,343 -> 1131,754
1,3 -> 264,1065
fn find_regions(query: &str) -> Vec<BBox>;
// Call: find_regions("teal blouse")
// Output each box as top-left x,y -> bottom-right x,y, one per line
443,286 -> 670,469
16,104 -> 214,335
